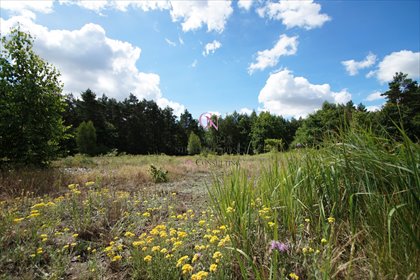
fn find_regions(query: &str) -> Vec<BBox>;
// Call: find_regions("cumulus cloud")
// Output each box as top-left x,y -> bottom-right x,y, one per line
239,107 -> 253,115
238,0 -> 253,11
203,40 -> 222,56
58,1 -> 233,33
170,1 -> 233,33
156,97 -> 186,117
248,34 -> 298,74
342,52 -> 376,76
257,0 -> 331,30
1,0 -> 54,14
366,105 -> 382,112
0,15 -> 185,115
365,91 -> 384,102
368,50 -> 420,83
258,69 -> 351,118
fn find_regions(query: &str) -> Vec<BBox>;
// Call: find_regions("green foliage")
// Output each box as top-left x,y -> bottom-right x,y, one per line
264,138 -> 284,152
149,164 -> 168,183
210,128 -> 419,278
187,132 -> 201,155
0,27 -> 67,166
76,121 -> 97,156
378,72 -> 420,141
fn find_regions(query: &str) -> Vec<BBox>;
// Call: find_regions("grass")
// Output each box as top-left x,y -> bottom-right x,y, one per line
0,130 -> 419,279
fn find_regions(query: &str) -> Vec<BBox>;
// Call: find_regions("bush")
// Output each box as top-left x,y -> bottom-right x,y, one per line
149,164 -> 168,183
187,132 -> 201,155
76,121 -> 97,156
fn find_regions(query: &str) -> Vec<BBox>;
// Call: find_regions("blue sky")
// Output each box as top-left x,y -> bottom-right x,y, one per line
1,0 -> 419,119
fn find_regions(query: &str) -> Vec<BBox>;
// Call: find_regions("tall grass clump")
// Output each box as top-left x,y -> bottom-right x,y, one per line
209,128 -> 419,279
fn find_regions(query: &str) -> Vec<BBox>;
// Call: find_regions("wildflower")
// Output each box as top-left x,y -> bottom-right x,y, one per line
302,247 -> 308,254
226,207 -> 234,213
173,240 -> 183,249
327,217 -> 335,224
191,271 -> 209,280
176,255 -> 189,267
30,254 -> 36,258
289,272 -> 299,280
63,244 -> 69,249
192,253 -> 201,263
72,233 -> 79,238
112,255 -> 122,262
268,222 -> 276,228
142,212 -> 151,217
209,263 -> 217,273
92,249 -> 97,253
182,264 -> 193,274
152,246 -> 160,252
269,240 -> 289,253
45,201 -> 56,207
39,234 -> 48,239
213,251 -> 222,263
219,225 -> 227,231
13,217 -> 24,223
159,231 -> 167,238
308,247 -> 314,253
209,235 -> 219,243
177,231 -> 188,238
31,202 -> 46,208
71,242 -> 77,247
132,241 -> 143,247
144,255 -> 152,263
85,181 -> 95,187
198,220 -> 206,226
124,231 -> 135,238
36,247 -> 43,254
321,238 -> 328,245
304,218 -> 310,223
160,248 -> 168,254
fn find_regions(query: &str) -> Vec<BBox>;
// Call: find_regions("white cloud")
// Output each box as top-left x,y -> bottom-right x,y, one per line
342,52 -> 376,76
57,0 -> 233,33
1,0 -> 54,14
165,38 -> 177,47
370,50 -> 420,83
258,69 -> 352,118
239,107 -> 253,115
156,98 -> 185,117
178,36 -> 184,45
0,15 -> 184,114
248,34 -> 298,74
366,105 -> 382,112
258,0 -> 331,30
238,0 -> 253,11
191,59 -> 198,68
365,91 -> 384,102
170,1 -> 233,33
203,40 -> 222,56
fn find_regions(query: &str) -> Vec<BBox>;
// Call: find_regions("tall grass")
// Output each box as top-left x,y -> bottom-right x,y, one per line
209,128 -> 419,279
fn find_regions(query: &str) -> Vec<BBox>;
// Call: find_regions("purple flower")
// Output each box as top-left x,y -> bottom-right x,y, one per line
269,240 -> 289,253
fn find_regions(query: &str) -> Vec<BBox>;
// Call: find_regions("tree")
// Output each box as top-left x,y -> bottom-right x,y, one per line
76,121 -> 97,155
0,27 -> 67,166
187,132 -> 201,155
379,73 -> 420,141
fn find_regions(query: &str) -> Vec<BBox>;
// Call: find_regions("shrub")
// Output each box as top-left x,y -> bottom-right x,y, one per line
76,121 -> 97,156
187,132 -> 201,155
149,164 -> 168,183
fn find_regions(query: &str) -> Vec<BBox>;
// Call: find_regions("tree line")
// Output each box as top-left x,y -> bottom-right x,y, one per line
1,28 -> 419,167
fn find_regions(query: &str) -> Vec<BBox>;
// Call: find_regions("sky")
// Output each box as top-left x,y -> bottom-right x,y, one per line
1,0 -> 419,119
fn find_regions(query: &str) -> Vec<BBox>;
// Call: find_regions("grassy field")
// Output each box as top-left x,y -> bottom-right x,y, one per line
0,130 -> 419,279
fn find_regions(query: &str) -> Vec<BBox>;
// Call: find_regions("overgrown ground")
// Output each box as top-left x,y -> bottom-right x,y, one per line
1,131 -> 419,279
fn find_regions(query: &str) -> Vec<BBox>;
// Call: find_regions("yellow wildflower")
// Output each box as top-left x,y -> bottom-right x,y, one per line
289,272 -> 299,280
209,263 -> 217,273
182,264 -> 193,275
176,255 -> 189,267
112,255 -> 122,262
327,217 -> 335,224
124,231 -> 135,238
144,255 -> 152,263
13,217 -> 24,223
321,238 -> 328,244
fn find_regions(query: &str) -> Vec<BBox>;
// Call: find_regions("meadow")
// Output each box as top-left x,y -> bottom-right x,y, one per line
0,129 -> 419,279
